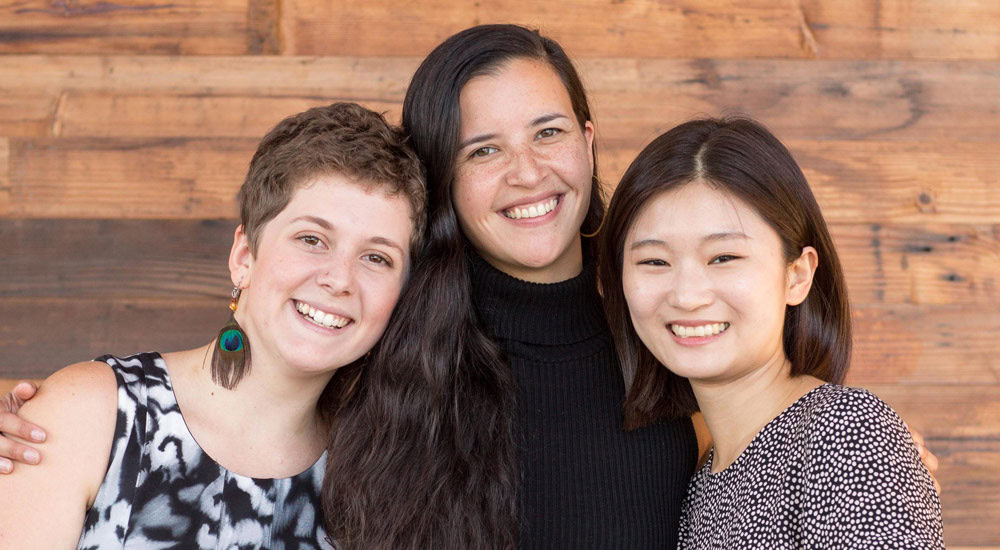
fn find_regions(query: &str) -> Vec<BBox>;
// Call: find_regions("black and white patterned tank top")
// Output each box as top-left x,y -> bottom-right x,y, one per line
77,352 -> 332,549
678,384 -> 944,549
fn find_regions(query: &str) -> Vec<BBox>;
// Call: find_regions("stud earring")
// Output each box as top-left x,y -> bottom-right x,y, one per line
210,285 -> 251,389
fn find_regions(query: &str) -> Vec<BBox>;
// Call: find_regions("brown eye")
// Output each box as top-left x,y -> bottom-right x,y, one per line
536,128 -> 561,139
299,235 -> 321,247
471,146 -> 499,158
364,253 -> 393,268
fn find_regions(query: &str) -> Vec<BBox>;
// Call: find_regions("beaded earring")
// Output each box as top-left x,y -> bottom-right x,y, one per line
210,285 -> 251,389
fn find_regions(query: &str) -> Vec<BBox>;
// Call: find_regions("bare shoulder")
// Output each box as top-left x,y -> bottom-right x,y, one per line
0,361 -> 118,548
20,361 -> 118,426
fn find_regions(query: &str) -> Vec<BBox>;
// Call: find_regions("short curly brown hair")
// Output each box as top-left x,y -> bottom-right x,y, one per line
238,102 -> 426,255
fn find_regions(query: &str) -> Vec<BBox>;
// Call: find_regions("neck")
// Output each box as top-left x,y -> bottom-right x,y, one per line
690,350 -> 823,472
169,344 -> 334,447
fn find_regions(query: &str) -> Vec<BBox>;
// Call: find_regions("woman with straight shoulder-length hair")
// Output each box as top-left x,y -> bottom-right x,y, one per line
598,116 -> 944,548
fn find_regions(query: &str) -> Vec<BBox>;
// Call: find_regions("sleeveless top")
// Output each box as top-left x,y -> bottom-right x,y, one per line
77,352 -> 332,550
678,384 -> 944,549
469,253 -> 699,549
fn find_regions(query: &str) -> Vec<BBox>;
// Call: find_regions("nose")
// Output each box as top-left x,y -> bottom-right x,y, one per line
667,264 -> 714,311
506,146 -> 543,187
317,254 -> 356,296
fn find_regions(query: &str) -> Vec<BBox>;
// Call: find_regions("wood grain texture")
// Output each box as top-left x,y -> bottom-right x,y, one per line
278,0 -> 1000,60
0,0 -> 252,54
2,57 -> 998,142
4,219 -> 998,307
0,297 -> 225,379
6,135 -> 998,225
6,137 -> 252,218
927,439 -> 1000,546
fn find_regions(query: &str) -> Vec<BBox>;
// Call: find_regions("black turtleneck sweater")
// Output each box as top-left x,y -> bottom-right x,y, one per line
470,254 -> 698,550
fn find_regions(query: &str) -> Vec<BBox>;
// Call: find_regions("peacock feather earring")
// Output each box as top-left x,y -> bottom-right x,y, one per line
210,285 -> 251,389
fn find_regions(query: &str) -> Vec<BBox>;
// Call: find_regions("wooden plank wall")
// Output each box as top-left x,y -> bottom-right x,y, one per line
1,1 -> 998,546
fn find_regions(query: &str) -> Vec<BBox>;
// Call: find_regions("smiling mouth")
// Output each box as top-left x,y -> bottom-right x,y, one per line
670,322 -> 729,338
294,300 -> 353,329
502,196 -> 559,220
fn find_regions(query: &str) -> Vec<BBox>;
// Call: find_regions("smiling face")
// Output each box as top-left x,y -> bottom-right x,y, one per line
453,58 -> 595,283
622,180 -> 815,385
231,173 -> 413,376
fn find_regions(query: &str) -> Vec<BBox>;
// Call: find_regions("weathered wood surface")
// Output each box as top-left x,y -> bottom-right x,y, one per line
278,0 -> 1000,60
4,136 -> 998,222
4,219 -> 999,307
2,57 -> 998,143
2,2 -> 998,545
0,0 -> 255,55
0,297 -> 225,379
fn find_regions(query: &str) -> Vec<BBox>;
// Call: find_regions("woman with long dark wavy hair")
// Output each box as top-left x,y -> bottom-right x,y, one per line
321,25 -> 699,550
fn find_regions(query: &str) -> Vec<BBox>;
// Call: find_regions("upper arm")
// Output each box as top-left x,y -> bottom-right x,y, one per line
801,390 -> 944,549
0,361 -> 118,549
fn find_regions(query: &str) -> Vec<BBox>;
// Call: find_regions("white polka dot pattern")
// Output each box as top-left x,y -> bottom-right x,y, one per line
678,384 -> 944,549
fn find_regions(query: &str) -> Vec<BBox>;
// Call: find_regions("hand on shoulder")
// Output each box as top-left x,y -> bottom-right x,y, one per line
0,361 -> 118,548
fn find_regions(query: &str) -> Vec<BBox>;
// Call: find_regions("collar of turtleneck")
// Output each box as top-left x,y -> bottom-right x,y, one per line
468,250 -> 608,346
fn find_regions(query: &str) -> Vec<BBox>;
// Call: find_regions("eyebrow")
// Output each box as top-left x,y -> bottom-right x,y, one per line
293,216 -> 405,254
629,232 -> 750,250
457,113 -> 570,151
292,215 -> 332,230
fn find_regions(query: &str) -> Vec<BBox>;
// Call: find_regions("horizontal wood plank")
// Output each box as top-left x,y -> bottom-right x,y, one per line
4,220 -> 999,307
0,298 -> 995,386
926,439 -> 1000,546
278,0 -> 1000,60
0,297 -> 226,379
1,57 -> 998,143
5,135 -> 998,223
6,137 -> 252,218
0,0 -> 252,55
865,384 -> 1000,440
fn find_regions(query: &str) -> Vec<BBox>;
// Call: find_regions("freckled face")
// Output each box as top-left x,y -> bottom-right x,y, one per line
622,181 -> 800,384
453,58 -> 595,283
233,174 -> 413,375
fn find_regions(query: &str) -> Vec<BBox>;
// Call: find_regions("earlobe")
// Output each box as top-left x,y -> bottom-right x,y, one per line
786,246 -> 818,306
229,225 -> 253,288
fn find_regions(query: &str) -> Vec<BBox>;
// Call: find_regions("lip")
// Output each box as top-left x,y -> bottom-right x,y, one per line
498,193 -> 563,224
668,320 -> 728,347
292,299 -> 354,332
498,192 -> 563,212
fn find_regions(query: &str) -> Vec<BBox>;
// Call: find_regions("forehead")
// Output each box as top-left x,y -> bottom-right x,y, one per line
458,58 -> 573,127
628,181 -> 771,242
280,174 -> 413,241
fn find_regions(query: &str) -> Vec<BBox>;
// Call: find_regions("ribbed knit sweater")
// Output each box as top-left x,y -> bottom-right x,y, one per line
469,253 -> 698,550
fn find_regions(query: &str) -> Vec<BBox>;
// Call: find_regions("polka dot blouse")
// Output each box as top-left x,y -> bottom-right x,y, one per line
678,384 -> 944,549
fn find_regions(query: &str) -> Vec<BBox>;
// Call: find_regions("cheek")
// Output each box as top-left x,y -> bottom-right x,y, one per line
622,271 -> 659,321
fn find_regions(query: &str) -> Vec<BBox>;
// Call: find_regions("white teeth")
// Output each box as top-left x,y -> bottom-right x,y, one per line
503,197 -> 558,220
671,322 -> 729,338
295,301 -> 351,329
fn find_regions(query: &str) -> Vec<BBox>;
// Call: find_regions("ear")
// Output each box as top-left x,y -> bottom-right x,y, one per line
786,246 -> 818,306
583,120 -> 595,173
229,225 -> 253,289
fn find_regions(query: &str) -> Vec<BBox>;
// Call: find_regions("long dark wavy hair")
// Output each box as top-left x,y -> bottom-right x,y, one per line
321,25 -> 604,549
598,117 -> 852,430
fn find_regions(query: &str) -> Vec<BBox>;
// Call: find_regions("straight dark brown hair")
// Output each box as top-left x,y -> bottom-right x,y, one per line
598,117 -> 852,430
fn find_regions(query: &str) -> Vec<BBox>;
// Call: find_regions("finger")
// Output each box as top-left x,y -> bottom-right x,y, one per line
0,457 -> 11,474
934,478 -> 942,494
924,448 -> 940,474
0,436 -> 41,465
12,381 -> 38,402
0,412 -> 46,442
